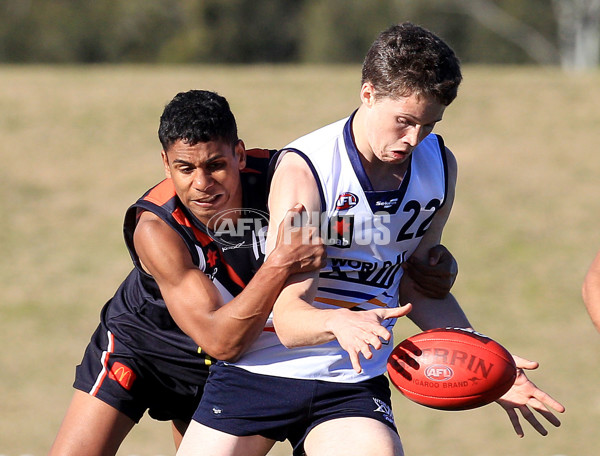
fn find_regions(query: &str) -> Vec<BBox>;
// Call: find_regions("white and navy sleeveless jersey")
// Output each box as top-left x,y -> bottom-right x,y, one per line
232,113 -> 449,383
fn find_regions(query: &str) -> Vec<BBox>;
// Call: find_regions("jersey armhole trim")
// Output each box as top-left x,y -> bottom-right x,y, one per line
434,134 -> 449,209
268,148 -> 327,214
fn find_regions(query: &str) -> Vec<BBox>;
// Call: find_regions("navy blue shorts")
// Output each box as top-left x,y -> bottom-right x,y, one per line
74,324 -> 209,423
193,362 -> 397,456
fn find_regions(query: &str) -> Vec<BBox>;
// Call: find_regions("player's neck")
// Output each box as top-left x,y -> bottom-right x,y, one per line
351,107 -> 408,191
360,154 -> 407,191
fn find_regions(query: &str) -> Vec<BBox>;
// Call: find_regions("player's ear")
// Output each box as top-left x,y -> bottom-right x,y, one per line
360,82 -> 377,108
234,139 -> 247,170
161,149 -> 172,178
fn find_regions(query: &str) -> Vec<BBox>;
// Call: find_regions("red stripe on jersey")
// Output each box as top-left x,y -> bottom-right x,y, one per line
242,148 -> 272,174
246,148 -> 272,159
192,227 -> 216,248
140,178 -> 247,288
171,210 -> 246,288
170,207 -> 214,248
220,255 -> 246,289
143,179 -> 176,206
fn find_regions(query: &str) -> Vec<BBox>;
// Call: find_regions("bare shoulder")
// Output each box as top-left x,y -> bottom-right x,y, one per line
273,149 -> 315,178
266,149 -> 323,253
134,210 -> 177,247
133,210 -> 193,276
269,150 -> 321,215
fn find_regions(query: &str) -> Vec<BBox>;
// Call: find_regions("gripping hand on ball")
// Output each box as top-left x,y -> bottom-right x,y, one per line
495,355 -> 565,437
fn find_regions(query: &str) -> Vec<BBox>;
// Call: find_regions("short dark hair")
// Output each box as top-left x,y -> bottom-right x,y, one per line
361,22 -> 462,106
158,90 -> 238,150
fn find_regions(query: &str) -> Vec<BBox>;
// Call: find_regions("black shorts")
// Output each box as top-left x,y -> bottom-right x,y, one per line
193,362 -> 397,456
74,324 -> 209,423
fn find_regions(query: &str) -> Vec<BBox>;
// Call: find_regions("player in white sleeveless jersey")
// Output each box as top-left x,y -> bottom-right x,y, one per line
178,23 -> 565,456
232,123 -> 449,383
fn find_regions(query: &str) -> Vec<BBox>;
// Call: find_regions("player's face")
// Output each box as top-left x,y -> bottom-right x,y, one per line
360,83 -> 446,166
162,139 -> 246,228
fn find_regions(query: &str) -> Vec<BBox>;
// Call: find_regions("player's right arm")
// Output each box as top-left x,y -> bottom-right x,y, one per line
133,207 -> 325,361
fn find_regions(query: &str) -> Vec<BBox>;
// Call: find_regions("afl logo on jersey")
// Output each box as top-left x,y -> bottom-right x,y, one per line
336,192 -> 359,211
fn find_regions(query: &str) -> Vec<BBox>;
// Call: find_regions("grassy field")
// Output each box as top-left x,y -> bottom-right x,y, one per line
1,64 -> 599,455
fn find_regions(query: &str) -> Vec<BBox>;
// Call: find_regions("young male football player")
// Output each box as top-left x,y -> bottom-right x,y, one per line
178,23 -> 565,456
48,90 -> 327,456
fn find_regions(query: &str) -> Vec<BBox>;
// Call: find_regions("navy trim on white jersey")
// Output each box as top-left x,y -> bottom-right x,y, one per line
342,112 -> 417,214
269,147 -> 327,214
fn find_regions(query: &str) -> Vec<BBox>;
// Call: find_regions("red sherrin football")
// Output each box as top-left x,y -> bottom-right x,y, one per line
387,327 -> 517,411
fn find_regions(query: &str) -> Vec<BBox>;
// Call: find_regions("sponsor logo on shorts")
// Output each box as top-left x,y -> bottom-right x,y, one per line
373,398 -> 394,424
108,362 -> 136,390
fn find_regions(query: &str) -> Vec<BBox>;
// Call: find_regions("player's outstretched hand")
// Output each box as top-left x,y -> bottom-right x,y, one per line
329,304 -> 412,374
272,203 -> 327,274
402,244 -> 457,298
495,355 -> 565,437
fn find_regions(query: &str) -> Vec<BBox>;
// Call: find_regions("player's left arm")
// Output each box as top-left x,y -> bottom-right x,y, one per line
400,146 -> 471,330
582,248 -> 600,332
402,146 -> 565,436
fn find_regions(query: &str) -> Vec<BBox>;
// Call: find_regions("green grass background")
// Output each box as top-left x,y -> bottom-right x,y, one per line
1,65 -> 599,455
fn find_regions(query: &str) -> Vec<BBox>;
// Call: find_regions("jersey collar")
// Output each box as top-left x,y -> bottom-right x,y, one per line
342,110 -> 412,196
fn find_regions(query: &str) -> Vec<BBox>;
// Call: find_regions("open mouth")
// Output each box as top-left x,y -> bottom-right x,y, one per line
390,150 -> 409,159
192,194 -> 222,207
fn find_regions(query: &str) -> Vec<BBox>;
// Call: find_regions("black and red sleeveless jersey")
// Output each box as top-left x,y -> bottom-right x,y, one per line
99,148 -> 275,383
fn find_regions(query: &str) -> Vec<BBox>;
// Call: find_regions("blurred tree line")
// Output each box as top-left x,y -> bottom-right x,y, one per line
0,0 -> 598,68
